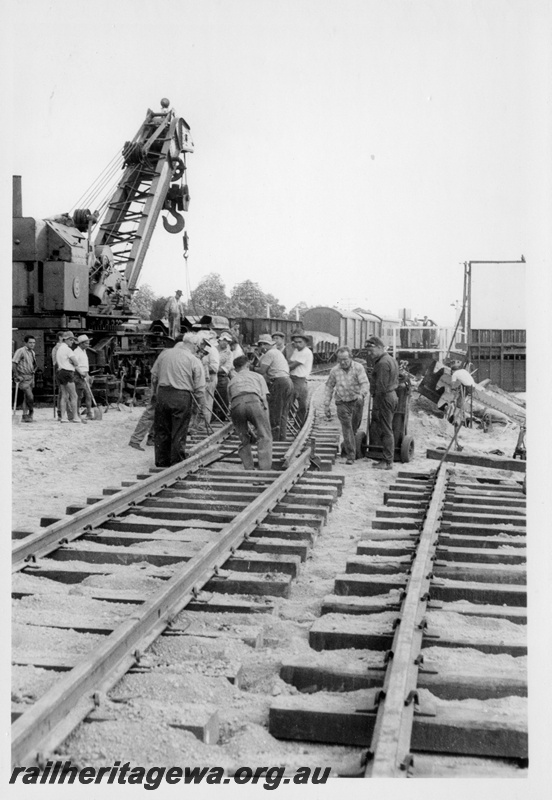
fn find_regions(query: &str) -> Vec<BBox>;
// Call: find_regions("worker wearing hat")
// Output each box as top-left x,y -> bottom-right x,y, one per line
288,331 -> 313,428
271,330 -> 294,360
366,336 -> 399,469
255,334 -> 293,441
73,335 -> 94,420
55,332 -> 83,423
214,331 -> 235,416
165,290 -> 185,339
227,355 -> 273,471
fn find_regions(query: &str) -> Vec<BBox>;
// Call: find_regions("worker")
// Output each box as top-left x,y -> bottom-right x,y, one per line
55,332 -> 83,423
255,334 -> 293,442
73,335 -> 95,420
128,386 -> 156,451
51,331 -> 66,420
271,331 -> 294,360
151,332 -> 207,467
422,316 -> 437,349
324,346 -> 369,465
214,331 -> 235,417
230,335 -> 245,362
366,336 -> 399,470
449,360 -> 475,442
287,331 -> 313,428
199,333 -> 220,424
165,290 -> 184,339
228,355 -> 273,470
12,335 -> 37,423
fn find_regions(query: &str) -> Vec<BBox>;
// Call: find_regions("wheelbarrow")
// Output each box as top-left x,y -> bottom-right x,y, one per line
356,375 -> 415,463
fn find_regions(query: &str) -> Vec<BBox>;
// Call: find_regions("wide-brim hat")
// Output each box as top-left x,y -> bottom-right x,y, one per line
291,331 -> 309,342
219,332 -> 233,342
77,334 -> 91,344
257,334 -> 274,345
62,331 -> 76,340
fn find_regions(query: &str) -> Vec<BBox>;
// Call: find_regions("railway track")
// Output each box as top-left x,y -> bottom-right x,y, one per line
269,462 -> 527,777
11,388 -> 345,767
11,386 -> 527,778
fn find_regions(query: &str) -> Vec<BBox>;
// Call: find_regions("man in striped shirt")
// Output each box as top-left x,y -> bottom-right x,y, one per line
324,347 -> 369,464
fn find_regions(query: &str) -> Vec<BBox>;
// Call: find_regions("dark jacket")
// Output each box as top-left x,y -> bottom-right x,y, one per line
370,352 -> 399,396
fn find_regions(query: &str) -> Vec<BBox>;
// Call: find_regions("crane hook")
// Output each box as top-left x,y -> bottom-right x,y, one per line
162,208 -> 185,234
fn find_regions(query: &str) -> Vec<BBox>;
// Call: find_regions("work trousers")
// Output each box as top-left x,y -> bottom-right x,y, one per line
130,393 -> 156,445
230,393 -> 273,470
168,314 -> 181,340
372,391 -> 398,464
290,376 -> 309,428
18,379 -> 35,416
154,386 -> 193,467
58,370 -> 78,421
336,398 -> 364,460
75,375 -> 92,416
204,375 -> 217,423
214,371 -> 229,418
268,376 -> 293,442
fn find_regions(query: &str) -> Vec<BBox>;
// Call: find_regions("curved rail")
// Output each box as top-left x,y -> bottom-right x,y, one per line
12,447 -> 313,766
13,423 -> 234,570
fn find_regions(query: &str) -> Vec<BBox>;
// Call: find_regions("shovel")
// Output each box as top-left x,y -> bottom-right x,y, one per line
84,380 -> 103,420
12,382 -> 21,425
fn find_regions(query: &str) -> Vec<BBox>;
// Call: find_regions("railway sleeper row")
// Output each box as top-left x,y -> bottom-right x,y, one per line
12,421 -> 347,766
268,468 -> 527,776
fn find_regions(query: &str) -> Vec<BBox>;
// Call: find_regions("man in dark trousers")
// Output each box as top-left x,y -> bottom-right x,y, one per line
151,333 -> 208,467
255,334 -> 293,441
366,336 -> 399,470
12,335 -> 37,422
228,355 -> 273,470
323,346 -> 369,465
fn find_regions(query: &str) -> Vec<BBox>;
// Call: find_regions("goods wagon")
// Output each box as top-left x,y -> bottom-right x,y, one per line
301,307 -> 383,353
228,317 -> 303,348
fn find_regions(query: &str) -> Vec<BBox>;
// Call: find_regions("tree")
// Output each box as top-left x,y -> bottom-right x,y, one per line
130,284 -> 157,320
151,295 -> 171,320
189,273 -> 229,315
287,301 -> 309,321
228,280 -> 286,318
265,293 -> 287,319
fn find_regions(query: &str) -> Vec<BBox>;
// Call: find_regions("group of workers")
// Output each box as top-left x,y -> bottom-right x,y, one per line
12,331 -> 94,423
13,317 -> 475,474
128,325 -> 314,471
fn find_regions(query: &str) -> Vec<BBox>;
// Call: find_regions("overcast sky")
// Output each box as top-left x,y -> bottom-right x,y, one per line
6,0 -> 550,326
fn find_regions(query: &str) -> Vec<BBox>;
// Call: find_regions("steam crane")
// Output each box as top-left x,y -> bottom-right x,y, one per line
12,98 -> 193,398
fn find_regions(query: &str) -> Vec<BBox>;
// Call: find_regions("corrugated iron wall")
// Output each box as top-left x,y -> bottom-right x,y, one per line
469,329 -> 526,392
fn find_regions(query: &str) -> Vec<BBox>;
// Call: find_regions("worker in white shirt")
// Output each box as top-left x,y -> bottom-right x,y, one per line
73,335 -> 95,420
55,332 -> 84,423
165,290 -> 184,339
287,332 -> 313,427
198,333 -> 220,425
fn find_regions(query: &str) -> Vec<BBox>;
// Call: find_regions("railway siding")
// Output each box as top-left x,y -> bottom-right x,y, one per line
269,467 -> 527,777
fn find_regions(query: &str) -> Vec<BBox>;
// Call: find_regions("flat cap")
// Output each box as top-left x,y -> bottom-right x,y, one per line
257,334 -> 274,345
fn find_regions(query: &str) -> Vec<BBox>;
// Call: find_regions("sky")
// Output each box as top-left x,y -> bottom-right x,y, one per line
4,0 -> 550,326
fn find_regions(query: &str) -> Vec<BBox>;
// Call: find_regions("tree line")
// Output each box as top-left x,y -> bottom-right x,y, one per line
131,273 -> 308,322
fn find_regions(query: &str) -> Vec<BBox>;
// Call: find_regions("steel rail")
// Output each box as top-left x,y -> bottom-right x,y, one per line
281,385 -> 319,467
12,422 -> 233,570
366,466 -> 449,777
12,448 -> 313,766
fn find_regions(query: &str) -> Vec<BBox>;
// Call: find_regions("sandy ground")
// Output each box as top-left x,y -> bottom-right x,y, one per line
11,388 -> 526,777
11,388 -> 522,533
